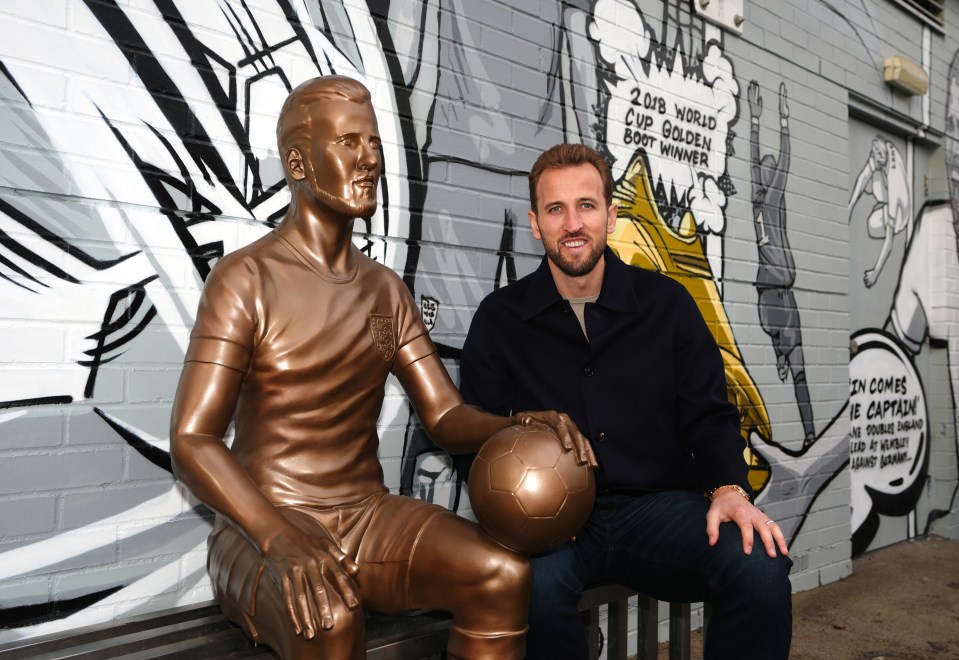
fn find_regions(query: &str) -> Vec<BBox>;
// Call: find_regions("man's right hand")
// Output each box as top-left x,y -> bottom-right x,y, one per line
514,410 -> 598,468
260,524 -> 360,638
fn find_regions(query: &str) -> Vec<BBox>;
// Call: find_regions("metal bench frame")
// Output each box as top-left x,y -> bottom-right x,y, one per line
0,587 -> 698,659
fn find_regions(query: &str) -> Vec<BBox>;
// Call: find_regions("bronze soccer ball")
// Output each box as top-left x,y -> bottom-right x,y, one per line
469,423 -> 595,554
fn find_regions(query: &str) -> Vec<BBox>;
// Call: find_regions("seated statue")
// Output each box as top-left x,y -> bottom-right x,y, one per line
169,75 -> 586,660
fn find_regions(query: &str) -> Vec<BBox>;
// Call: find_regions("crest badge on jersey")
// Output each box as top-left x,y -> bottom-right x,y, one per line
370,314 -> 395,361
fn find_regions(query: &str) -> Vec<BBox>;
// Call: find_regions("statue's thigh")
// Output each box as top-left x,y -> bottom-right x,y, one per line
207,514 -> 365,659
352,494 -> 447,613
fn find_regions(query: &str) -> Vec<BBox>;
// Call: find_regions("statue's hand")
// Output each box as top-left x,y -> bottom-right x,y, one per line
514,410 -> 598,468
260,523 -> 360,638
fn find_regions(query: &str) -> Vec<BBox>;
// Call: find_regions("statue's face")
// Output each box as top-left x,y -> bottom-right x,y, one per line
304,98 -> 381,219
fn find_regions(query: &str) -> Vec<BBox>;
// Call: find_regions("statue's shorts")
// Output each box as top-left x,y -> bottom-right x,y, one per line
207,491 -> 447,640
206,490 -> 530,660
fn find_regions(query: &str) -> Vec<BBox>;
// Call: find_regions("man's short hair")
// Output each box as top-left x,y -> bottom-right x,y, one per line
528,144 -> 614,211
276,75 -> 372,166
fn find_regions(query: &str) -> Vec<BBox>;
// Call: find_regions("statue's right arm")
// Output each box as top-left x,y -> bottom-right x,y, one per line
170,360 -> 360,637
170,360 -> 284,552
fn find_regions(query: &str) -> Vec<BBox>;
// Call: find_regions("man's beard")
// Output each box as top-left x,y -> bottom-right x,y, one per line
312,182 -> 377,219
544,236 -> 605,277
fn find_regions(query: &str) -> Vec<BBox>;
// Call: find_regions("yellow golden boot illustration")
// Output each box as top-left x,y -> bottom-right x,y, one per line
610,151 -> 772,494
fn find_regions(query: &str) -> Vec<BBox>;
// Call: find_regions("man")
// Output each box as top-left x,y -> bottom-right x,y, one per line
170,76 -> 586,660
460,143 -> 793,659
748,80 -> 816,448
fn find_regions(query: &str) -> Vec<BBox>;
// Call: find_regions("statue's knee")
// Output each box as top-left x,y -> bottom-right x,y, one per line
254,591 -> 365,660
282,606 -> 365,660
478,548 -> 532,602
329,601 -> 365,632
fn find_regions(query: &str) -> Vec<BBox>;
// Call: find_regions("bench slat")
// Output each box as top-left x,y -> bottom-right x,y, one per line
15,616 -> 237,660
115,627 -> 269,660
668,602 -> 692,660
0,605 -> 223,659
635,594 -> 658,660
0,587 -> 695,660
365,612 -> 450,660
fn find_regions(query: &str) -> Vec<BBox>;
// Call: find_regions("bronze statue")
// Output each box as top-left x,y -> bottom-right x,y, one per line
169,75 -> 592,660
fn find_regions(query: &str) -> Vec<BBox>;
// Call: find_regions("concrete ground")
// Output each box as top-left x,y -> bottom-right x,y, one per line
657,534 -> 959,659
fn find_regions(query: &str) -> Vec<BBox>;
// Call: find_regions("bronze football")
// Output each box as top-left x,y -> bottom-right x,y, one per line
469,422 -> 596,554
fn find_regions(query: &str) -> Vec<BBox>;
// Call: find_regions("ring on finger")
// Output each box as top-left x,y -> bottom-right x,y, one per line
764,519 -> 776,526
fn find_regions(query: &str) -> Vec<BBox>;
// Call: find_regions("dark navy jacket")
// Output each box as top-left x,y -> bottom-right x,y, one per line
460,248 -> 750,496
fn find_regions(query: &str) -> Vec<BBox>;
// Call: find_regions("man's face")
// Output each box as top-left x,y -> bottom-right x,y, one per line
302,98 -> 381,219
528,163 -> 617,278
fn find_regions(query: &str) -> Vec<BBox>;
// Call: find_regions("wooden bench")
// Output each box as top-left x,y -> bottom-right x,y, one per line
0,587 -> 697,659
580,584 -> 696,660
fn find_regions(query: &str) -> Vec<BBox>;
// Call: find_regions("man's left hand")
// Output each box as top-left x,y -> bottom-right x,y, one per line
705,488 -> 789,558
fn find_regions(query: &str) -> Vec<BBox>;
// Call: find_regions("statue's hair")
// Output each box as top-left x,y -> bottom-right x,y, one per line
276,75 -> 372,164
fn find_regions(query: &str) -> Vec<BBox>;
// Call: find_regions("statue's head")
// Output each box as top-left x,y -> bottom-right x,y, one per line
277,76 -> 381,219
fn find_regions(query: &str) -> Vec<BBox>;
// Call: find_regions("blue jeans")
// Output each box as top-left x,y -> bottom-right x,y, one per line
526,491 -> 792,660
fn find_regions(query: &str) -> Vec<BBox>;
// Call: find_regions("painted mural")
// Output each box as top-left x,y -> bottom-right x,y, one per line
848,328 -> 928,553
842,45 -> 959,553
747,81 -> 816,449
0,0 -> 952,643
849,136 -> 912,288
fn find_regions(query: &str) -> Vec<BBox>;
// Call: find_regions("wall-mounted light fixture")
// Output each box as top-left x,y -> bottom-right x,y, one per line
692,0 -> 745,34
883,55 -> 929,96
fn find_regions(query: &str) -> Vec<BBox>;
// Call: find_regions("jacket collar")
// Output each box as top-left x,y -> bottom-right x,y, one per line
521,247 -> 639,320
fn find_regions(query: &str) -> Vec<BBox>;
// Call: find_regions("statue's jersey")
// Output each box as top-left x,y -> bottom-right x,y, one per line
186,231 -> 433,507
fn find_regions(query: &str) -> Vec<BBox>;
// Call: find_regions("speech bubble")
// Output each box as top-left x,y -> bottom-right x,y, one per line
591,0 -> 738,234
848,330 -> 928,533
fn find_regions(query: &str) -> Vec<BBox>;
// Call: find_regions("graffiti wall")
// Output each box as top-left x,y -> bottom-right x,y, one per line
0,0 -> 957,645
844,74 -> 959,553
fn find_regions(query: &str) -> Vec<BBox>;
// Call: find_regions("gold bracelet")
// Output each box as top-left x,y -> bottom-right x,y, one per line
707,484 -> 751,502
